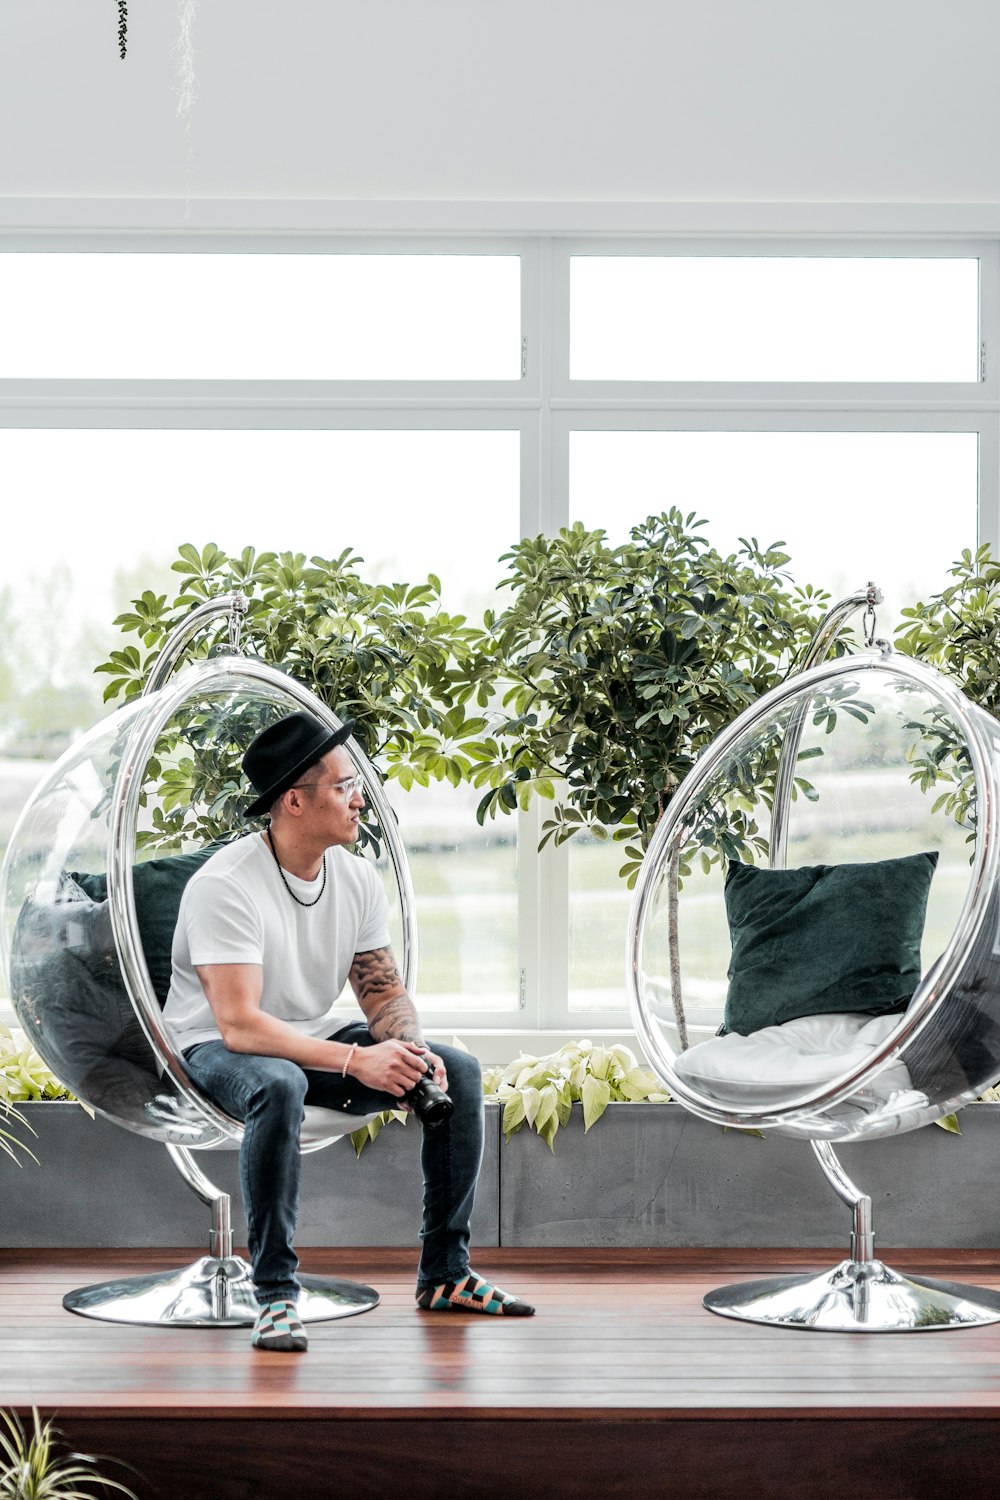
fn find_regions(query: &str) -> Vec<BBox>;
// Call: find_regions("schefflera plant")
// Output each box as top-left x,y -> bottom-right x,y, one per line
95,543 -> 495,852
466,510 -> 833,884
486,1040 -> 670,1152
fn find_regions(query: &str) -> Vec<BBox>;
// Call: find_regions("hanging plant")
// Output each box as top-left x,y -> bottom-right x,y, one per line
117,0 -> 127,59
175,1 -> 197,129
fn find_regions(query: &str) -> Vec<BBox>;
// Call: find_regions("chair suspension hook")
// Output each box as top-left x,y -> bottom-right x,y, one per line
228,590 -> 249,655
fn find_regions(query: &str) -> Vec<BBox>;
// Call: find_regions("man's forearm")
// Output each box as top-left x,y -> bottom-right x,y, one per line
351,947 -> 426,1046
195,963 -> 355,1071
216,1005 -> 356,1072
367,992 -> 425,1046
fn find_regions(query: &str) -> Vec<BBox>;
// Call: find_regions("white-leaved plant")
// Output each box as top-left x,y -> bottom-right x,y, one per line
0,1024 -> 92,1166
0,1024 -> 75,1104
349,1038 -> 670,1157
0,1024 -> 38,1166
489,1039 -> 670,1152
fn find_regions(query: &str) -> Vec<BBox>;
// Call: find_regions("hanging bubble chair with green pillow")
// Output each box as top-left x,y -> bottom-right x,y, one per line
0,591 -> 417,1328
628,585 -> 1000,1331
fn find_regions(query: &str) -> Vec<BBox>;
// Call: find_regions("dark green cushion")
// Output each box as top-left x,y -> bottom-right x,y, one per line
70,845 -> 223,1004
722,851 -> 939,1037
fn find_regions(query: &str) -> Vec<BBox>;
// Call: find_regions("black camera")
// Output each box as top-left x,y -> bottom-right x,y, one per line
404,1060 -> 453,1128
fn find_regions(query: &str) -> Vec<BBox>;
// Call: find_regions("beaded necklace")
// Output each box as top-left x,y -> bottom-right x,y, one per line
265,828 -> 327,908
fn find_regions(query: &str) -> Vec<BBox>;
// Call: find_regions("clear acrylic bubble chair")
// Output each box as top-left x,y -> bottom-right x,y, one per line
0,592 -> 417,1328
628,586 -> 1000,1332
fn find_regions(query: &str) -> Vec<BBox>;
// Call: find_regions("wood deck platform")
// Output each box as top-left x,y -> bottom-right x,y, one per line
3,1247 -> 1000,1500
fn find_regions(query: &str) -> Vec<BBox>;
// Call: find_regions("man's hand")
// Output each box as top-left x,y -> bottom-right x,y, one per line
348,945 -> 448,1094
422,1049 -> 448,1092
349,1038 -> 431,1097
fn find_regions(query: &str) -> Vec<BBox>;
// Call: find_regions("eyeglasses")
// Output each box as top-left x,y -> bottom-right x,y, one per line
293,775 -> 365,800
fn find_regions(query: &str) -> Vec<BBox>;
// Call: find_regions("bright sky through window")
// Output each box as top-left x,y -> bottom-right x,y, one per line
571,257 -> 979,382
0,254 -> 522,379
570,429 -> 978,635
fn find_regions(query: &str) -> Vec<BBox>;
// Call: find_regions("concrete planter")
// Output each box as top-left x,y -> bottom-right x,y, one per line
3,1099 -> 999,1250
0,1101 -> 501,1251
498,1101 -> 1000,1249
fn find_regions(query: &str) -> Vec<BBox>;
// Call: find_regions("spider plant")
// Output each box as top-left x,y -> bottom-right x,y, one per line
0,1408 -> 139,1500
0,1036 -> 35,1167
0,1022 -> 82,1167
0,1103 -> 34,1167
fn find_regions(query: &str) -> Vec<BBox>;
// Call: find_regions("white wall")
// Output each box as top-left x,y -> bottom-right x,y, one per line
2,0 -> 999,224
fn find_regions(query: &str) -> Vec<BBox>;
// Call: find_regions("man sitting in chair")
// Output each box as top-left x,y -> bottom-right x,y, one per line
164,711 -> 534,1352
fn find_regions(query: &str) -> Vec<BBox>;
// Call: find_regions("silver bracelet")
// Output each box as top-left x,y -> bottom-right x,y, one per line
342,1042 -> 359,1078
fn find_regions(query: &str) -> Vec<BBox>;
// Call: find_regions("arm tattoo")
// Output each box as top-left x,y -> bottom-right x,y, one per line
350,947 -> 424,1045
350,946 -> 403,998
367,994 -> 424,1046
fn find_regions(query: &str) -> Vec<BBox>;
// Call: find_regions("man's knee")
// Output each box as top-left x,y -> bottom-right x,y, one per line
247,1058 -> 308,1118
434,1044 -> 483,1104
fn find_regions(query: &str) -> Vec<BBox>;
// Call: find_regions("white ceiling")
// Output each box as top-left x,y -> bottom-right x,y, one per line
2,0 -> 999,224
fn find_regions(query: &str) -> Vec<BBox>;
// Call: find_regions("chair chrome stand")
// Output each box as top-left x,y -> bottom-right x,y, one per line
703,1141 -> 1000,1332
63,1146 -> 379,1328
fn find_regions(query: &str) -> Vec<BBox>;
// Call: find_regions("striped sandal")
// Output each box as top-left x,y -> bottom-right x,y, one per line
416,1272 -> 534,1317
252,1299 -> 308,1352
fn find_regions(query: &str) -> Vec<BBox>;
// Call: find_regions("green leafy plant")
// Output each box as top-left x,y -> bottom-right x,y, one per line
96,544 -> 493,852
895,544 -> 1000,721
933,1087 -> 1000,1134
1,1026 -> 90,1167
465,512 -> 834,884
0,1407 -> 139,1500
349,1040 -> 670,1157
0,1026 -> 75,1106
349,1106 -> 410,1158
894,543 -> 1000,841
0,1027 -> 51,1166
489,1039 -> 670,1151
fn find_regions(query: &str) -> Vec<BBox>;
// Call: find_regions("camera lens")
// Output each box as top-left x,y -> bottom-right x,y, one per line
405,1063 -> 454,1128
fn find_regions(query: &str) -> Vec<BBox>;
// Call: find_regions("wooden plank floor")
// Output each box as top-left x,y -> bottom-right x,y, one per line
4,1247 -> 1000,1499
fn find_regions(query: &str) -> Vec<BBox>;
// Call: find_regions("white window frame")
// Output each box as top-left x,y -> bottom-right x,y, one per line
1,231 -> 998,1058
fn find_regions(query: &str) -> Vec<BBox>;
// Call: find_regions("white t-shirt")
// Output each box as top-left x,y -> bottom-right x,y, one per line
164,833 -> 391,1051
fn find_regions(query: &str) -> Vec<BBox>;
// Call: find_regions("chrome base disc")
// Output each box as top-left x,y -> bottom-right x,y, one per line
63,1255 -> 379,1327
704,1257 -> 1000,1332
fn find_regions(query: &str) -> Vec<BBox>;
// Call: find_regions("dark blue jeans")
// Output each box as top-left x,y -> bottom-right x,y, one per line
183,1023 -> 484,1305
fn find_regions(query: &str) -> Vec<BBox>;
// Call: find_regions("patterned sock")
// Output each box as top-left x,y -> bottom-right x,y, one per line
252,1299 -> 308,1352
416,1272 -> 535,1317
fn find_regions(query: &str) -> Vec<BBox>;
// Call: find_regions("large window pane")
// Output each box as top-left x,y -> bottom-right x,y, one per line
0,255 -> 522,379
567,428 -> 979,1013
0,428 -> 520,1014
571,257 -> 979,382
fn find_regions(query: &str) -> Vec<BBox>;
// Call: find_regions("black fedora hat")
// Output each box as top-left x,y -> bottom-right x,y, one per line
243,711 -> 356,818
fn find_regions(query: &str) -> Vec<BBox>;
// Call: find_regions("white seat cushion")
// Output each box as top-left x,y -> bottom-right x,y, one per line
198,1105 -> 383,1150
674,1011 -> 909,1101
301,1105 -> 381,1146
